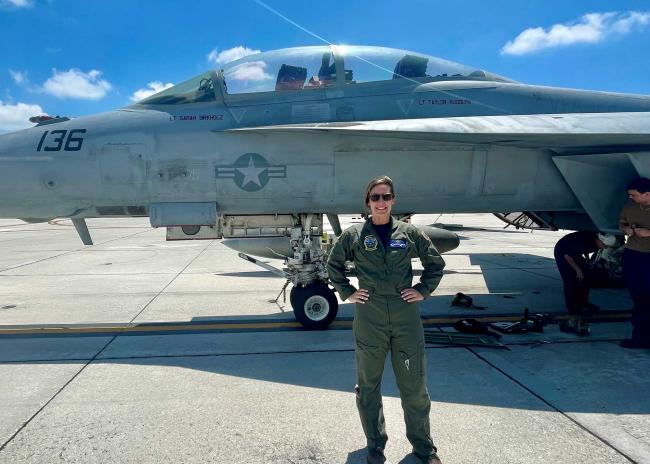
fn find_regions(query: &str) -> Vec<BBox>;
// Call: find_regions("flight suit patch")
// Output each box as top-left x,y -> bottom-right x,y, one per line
389,239 -> 407,249
363,235 -> 378,251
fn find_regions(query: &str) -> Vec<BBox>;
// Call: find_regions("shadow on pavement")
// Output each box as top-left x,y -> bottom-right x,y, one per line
345,448 -> 367,463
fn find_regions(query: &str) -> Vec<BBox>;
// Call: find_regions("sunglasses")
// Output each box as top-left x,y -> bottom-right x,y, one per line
369,193 -> 394,202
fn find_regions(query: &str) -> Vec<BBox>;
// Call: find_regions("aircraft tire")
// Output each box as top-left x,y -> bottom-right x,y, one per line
290,282 -> 338,330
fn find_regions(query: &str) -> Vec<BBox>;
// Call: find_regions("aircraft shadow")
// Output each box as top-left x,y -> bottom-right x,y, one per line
79,337 -> 650,416
5,320 -> 648,416
2,253 -> 642,415
215,271 -> 278,278
435,226 -> 531,234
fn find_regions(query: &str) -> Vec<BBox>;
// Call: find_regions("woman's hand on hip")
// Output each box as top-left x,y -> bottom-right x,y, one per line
401,288 -> 424,303
349,289 -> 369,304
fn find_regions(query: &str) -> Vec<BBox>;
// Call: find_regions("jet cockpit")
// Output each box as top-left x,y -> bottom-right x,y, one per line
137,45 -> 514,105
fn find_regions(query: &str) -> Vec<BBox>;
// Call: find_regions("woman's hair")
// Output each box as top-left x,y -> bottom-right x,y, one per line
364,175 -> 395,211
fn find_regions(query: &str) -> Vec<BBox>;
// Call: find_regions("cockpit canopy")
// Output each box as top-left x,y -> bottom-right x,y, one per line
138,45 -> 513,104
223,46 -> 336,94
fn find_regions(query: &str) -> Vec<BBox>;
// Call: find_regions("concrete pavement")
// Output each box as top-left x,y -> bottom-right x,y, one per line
0,215 -> 647,463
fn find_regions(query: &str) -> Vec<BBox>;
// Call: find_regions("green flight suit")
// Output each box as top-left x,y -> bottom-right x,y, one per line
327,217 -> 445,457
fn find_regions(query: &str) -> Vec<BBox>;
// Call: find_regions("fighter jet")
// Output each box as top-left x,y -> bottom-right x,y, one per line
0,45 -> 649,328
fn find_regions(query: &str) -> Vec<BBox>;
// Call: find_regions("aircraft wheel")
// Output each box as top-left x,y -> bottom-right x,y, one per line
290,282 -> 338,330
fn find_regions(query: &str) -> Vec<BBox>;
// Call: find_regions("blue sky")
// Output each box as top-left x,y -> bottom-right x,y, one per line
1,0 -> 649,132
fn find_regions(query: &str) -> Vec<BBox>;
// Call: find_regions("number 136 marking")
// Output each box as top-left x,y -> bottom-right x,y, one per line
36,129 -> 87,152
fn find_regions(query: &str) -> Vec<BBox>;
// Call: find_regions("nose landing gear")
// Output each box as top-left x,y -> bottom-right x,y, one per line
233,213 -> 339,330
290,281 -> 338,330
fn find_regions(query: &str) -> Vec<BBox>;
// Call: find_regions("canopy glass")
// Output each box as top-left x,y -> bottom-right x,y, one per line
139,45 -> 513,104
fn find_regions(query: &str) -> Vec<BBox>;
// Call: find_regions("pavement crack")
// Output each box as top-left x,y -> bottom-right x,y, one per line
0,229 -> 161,454
467,347 -> 639,464
0,229 -> 153,274
0,336 -> 116,454
125,239 -> 216,324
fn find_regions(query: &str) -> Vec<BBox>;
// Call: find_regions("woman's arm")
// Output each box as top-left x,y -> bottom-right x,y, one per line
412,229 -> 446,299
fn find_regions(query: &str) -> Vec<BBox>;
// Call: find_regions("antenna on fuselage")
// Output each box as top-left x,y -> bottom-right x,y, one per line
29,115 -> 70,126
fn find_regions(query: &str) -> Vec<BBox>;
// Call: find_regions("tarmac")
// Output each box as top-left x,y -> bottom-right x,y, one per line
0,214 -> 648,464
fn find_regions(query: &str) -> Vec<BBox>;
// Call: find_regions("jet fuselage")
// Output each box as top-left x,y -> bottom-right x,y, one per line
0,45 -> 649,231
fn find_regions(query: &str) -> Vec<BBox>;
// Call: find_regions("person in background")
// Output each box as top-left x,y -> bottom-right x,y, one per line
619,177 -> 650,349
588,233 -> 625,288
554,231 -> 609,315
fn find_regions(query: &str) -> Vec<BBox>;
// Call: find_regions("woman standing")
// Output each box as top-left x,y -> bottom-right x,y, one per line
327,176 -> 445,464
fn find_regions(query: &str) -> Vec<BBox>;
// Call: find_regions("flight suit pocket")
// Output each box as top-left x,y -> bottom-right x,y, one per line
356,338 -> 383,352
355,338 -> 388,365
399,342 -> 424,378
355,338 -> 389,387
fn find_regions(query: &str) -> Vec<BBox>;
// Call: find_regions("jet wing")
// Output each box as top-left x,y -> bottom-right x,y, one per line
227,112 -> 650,151
228,112 -> 650,233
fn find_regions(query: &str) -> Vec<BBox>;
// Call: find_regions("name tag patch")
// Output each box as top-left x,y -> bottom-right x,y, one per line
389,239 -> 407,249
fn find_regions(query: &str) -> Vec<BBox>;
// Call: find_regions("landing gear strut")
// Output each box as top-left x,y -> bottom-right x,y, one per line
233,213 -> 339,330
284,214 -> 338,329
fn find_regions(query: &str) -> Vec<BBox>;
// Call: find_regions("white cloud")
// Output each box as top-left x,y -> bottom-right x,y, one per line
42,68 -> 112,100
0,0 -> 33,8
611,11 -> 650,33
502,11 -> 650,55
207,46 -> 260,65
226,62 -> 273,82
9,69 -> 27,85
0,100 -> 46,133
207,46 -> 270,87
130,81 -> 174,102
